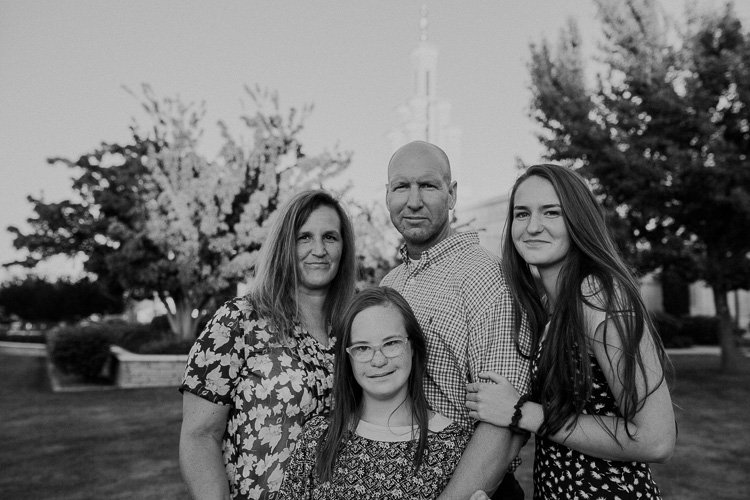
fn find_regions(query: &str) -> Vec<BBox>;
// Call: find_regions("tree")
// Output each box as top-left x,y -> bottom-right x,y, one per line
0,276 -> 124,325
527,0 -> 750,371
8,85 -> 351,339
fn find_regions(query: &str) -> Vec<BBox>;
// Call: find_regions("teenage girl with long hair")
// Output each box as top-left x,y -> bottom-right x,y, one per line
467,164 -> 675,499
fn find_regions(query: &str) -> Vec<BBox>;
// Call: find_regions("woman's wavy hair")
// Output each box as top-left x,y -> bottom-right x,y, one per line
316,286 -> 430,481
250,189 -> 356,344
501,164 -> 669,441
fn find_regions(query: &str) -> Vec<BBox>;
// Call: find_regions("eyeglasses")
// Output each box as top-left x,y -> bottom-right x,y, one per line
345,337 -> 410,363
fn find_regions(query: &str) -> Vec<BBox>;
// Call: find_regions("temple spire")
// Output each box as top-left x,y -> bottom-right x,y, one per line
419,4 -> 429,42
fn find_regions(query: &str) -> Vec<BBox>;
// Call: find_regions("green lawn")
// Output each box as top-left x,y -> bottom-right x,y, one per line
0,352 -> 747,499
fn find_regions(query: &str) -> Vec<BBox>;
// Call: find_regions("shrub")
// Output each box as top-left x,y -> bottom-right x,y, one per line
137,338 -> 194,355
680,316 -> 720,345
50,327 -> 112,381
651,311 -> 693,348
149,315 -> 172,333
0,330 -> 47,344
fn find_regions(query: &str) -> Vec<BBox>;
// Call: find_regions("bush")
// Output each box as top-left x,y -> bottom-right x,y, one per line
49,319 -> 193,380
680,316 -> 720,345
0,330 -> 47,344
137,338 -> 194,355
50,327 -> 112,381
651,311 -> 693,348
149,315 -> 172,333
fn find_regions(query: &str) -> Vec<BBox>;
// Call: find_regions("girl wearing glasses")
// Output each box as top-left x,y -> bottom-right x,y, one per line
278,286 -> 470,499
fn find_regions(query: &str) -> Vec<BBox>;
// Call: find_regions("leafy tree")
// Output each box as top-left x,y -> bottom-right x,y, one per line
0,276 -> 124,325
527,0 -> 750,371
8,85 -> 351,339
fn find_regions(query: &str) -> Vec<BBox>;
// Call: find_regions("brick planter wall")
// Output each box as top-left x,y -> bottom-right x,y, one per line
0,341 -> 47,357
110,345 -> 187,388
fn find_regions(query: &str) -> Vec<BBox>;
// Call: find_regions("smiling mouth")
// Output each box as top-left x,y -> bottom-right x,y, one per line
368,371 -> 394,378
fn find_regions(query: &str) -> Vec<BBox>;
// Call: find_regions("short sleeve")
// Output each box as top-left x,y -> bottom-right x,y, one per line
467,283 -> 533,396
179,298 -> 248,405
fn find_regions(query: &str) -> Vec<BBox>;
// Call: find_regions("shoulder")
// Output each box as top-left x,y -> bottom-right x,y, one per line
198,296 -> 273,347
450,244 -> 509,304
381,263 -> 407,287
207,296 -> 256,325
301,415 -> 330,438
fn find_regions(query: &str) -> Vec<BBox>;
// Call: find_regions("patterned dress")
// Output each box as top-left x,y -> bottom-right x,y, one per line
278,415 -> 471,499
532,351 -> 662,499
180,297 -> 335,500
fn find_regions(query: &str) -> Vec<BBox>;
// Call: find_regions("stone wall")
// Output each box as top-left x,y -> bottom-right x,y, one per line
110,346 -> 187,388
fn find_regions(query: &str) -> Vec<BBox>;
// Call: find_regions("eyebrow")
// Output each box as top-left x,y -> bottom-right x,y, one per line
350,334 -> 405,345
513,203 -> 561,210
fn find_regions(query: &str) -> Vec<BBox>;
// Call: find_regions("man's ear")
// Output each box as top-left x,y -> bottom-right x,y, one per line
449,181 -> 458,210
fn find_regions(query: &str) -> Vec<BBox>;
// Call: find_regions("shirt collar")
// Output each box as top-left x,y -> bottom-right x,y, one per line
398,231 -> 480,268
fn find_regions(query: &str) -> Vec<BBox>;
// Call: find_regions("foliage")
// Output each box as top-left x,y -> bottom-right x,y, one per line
650,311 -> 692,348
526,0 -> 750,371
0,276 -> 123,325
8,84 -> 351,340
348,201 -> 400,289
0,330 -> 47,343
50,326 -> 112,381
680,315 -> 721,345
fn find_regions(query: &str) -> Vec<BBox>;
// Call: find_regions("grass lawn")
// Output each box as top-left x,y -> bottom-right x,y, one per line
0,352 -> 748,499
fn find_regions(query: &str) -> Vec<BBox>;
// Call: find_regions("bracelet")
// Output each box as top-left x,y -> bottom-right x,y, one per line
508,394 -> 531,435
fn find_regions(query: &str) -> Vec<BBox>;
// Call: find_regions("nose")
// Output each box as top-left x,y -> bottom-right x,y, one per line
526,212 -> 544,234
406,185 -> 423,210
311,237 -> 327,256
370,348 -> 388,367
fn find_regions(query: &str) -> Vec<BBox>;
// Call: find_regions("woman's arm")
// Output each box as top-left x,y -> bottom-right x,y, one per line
179,392 -> 231,500
467,318 -> 676,463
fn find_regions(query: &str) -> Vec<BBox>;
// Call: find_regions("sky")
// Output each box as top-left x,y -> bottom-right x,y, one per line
1,0 -> 748,280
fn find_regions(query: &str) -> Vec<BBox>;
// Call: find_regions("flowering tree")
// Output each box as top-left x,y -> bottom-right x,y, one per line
347,201 -> 400,290
9,85 -> 351,339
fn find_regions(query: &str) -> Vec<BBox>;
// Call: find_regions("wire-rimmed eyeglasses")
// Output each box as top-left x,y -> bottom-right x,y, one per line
345,337 -> 410,363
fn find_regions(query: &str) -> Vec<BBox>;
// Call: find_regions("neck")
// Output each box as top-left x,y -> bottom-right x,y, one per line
297,288 -> 328,338
538,265 -> 562,308
406,225 -> 455,260
360,396 -> 414,427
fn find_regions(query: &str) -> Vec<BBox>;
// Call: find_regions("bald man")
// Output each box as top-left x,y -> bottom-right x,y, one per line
381,141 -> 532,499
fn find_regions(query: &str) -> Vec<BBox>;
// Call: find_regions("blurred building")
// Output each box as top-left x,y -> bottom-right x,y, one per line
388,5 -> 462,186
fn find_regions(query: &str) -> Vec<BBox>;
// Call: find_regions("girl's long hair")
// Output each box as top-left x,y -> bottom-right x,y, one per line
501,164 -> 670,440
250,190 -> 356,344
316,287 -> 430,482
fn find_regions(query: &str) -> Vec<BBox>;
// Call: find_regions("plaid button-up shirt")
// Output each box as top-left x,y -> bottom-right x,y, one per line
381,231 -> 532,429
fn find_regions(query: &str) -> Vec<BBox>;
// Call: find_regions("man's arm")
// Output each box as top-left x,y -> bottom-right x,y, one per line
438,422 -> 525,499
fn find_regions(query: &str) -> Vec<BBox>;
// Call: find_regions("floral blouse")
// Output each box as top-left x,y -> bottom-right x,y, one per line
278,415 -> 471,499
180,297 -> 335,500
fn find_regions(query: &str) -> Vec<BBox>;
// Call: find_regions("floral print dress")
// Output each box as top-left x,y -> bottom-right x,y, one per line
278,415 -> 471,499
531,349 -> 662,499
180,297 -> 335,500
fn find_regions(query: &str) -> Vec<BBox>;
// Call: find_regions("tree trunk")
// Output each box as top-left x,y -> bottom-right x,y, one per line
164,296 -> 201,341
712,285 -> 743,373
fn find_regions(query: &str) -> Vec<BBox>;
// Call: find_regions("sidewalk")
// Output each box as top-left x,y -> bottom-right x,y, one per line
666,345 -> 750,356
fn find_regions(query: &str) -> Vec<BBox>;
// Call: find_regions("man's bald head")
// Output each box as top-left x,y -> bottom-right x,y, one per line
385,141 -> 457,257
387,141 -> 452,185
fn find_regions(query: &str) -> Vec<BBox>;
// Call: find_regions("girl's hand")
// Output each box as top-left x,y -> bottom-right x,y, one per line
469,490 -> 489,500
465,371 -> 520,427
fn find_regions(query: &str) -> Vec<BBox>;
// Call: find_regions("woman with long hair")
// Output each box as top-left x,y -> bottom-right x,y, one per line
278,286 -> 470,499
466,164 -> 675,499
179,189 -> 356,499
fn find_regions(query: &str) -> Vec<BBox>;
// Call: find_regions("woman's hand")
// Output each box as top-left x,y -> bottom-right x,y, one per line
469,490 -> 489,500
465,371 -> 520,427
